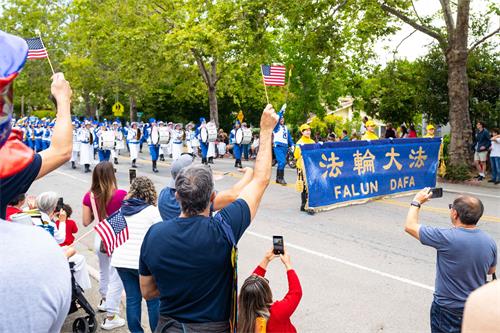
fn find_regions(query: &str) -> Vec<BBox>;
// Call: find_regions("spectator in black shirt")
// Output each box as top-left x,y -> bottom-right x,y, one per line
384,123 -> 397,139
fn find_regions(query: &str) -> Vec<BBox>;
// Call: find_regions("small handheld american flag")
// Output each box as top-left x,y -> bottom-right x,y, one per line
25,37 -> 49,59
94,210 -> 129,256
261,65 -> 286,86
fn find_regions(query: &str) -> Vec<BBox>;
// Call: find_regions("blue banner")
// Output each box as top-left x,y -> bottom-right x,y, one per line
301,138 -> 441,209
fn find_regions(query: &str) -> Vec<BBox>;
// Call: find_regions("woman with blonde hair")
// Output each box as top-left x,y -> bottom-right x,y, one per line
111,176 -> 162,333
238,249 -> 302,333
82,161 -> 127,330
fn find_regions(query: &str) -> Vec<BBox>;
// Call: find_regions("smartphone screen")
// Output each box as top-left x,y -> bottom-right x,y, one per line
129,169 -> 137,184
430,187 -> 443,198
273,235 -> 284,255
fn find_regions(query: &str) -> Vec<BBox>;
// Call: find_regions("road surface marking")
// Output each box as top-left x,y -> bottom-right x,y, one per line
247,231 -> 435,291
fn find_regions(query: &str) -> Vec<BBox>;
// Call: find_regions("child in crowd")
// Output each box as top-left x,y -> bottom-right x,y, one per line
55,203 -> 78,246
238,249 -> 302,333
5,193 -> 26,221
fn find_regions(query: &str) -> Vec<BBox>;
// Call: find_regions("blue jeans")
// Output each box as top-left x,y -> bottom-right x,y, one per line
116,267 -> 160,333
430,301 -> 463,333
490,156 -> 500,181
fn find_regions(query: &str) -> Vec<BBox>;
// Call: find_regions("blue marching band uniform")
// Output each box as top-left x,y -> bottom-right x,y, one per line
229,121 -> 243,168
14,115 -> 260,173
273,110 -> 294,185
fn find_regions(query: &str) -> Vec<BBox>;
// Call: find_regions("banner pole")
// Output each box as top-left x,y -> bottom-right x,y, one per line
260,65 -> 270,104
38,33 -> 55,75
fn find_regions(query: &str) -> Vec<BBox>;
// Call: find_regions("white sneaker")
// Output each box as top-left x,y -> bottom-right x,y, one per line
101,315 -> 126,330
97,299 -> 106,312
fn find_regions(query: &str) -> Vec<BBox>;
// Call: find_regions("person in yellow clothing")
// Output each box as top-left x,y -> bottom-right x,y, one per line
424,124 -> 435,138
294,124 -> 316,215
361,120 -> 379,140
423,124 -> 446,176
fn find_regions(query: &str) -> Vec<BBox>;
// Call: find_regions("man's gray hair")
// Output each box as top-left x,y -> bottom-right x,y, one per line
36,191 -> 58,215
175,165 -> 214,216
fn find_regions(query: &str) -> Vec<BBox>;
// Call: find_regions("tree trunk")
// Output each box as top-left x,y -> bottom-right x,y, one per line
129,95 -> 137,122
446,49 -> 473,166
208,85 -> 219,127
83,91 -> 94,118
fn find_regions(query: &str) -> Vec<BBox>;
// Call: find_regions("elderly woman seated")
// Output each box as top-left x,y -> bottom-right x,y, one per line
27,192 -> 92,290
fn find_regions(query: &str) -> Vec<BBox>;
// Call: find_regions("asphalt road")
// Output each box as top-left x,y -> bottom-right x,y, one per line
26,151 -> 499,333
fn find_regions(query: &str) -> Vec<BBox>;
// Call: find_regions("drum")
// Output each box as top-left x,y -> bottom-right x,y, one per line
100,131 -> 115,149
207,122 -> 217,142
235,128 -> 252,145
200,127 -> 209,143
159,127 -> 170,144
150,127 -> 158,145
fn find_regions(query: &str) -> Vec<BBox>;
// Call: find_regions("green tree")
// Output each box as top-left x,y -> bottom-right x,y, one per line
378,0 -> 500,166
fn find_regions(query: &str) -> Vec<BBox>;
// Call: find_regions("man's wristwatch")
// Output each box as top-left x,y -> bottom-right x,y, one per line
410,201 -> 421,208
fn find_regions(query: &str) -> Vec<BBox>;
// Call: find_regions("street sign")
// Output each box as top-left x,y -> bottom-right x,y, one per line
112,102 -> 124,116
237,110 -> 244,123
137,112 -> 143,119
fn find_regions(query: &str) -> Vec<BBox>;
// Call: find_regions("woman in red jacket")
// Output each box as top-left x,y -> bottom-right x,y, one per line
238,249 -> 302,333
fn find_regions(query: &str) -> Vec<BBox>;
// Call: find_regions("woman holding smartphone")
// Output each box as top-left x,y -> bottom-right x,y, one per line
238,249 -> 303,333
82,161 -> 127,330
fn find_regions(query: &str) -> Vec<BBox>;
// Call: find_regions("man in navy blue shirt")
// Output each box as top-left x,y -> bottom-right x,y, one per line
405,188 -> 497,333
140,104 -> 278,331
0,31 -> 73,219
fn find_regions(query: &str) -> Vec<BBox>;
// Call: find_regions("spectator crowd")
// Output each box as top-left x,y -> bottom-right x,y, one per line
1,30 -> 498,333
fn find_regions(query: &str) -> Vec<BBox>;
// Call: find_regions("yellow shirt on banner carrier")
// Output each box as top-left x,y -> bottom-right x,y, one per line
294,136 -> 315,171
361,131 -> 379,140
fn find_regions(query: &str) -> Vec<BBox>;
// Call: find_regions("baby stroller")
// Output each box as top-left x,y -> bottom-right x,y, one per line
68,262 -> 97,333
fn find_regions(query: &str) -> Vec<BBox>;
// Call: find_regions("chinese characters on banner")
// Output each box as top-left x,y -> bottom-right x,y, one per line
300,138 -> 442,210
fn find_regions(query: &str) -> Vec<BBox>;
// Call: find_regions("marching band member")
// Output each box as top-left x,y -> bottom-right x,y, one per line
145,118 -> 160,172
111,121 -> 124,165
196,117 -> 209,165
34,121 -> 44,152
70,121 -> 80,169
294,124 -> 315,215
207,122 -> 216,164
185,123 -> 195,154
230,121 -> 242,168
78,121 -> 94,173
166,121 -> 174,158
361,120 -> 379,140
127,122 -> 140,168
171,123 -> 184,161
26,122 -> 35,150
96,123 -> 112,162
241,122 -> 250,160
41,122 -> 49,150
158,121 -> 166,161
273,112 -> 294,185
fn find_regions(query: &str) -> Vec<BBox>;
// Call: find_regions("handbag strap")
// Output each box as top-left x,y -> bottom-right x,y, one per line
89,192 -> 101,224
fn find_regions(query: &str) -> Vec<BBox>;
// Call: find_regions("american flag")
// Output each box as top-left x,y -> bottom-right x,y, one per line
25,37 -> 48,59
94,210 -> 129,256
261,65 -> 286,86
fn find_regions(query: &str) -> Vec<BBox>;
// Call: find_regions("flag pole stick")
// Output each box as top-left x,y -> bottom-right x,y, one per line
38,33 -> 55,75
260,65 -> 270,104
284,65 -> 293,104
73,228 -> 95,245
